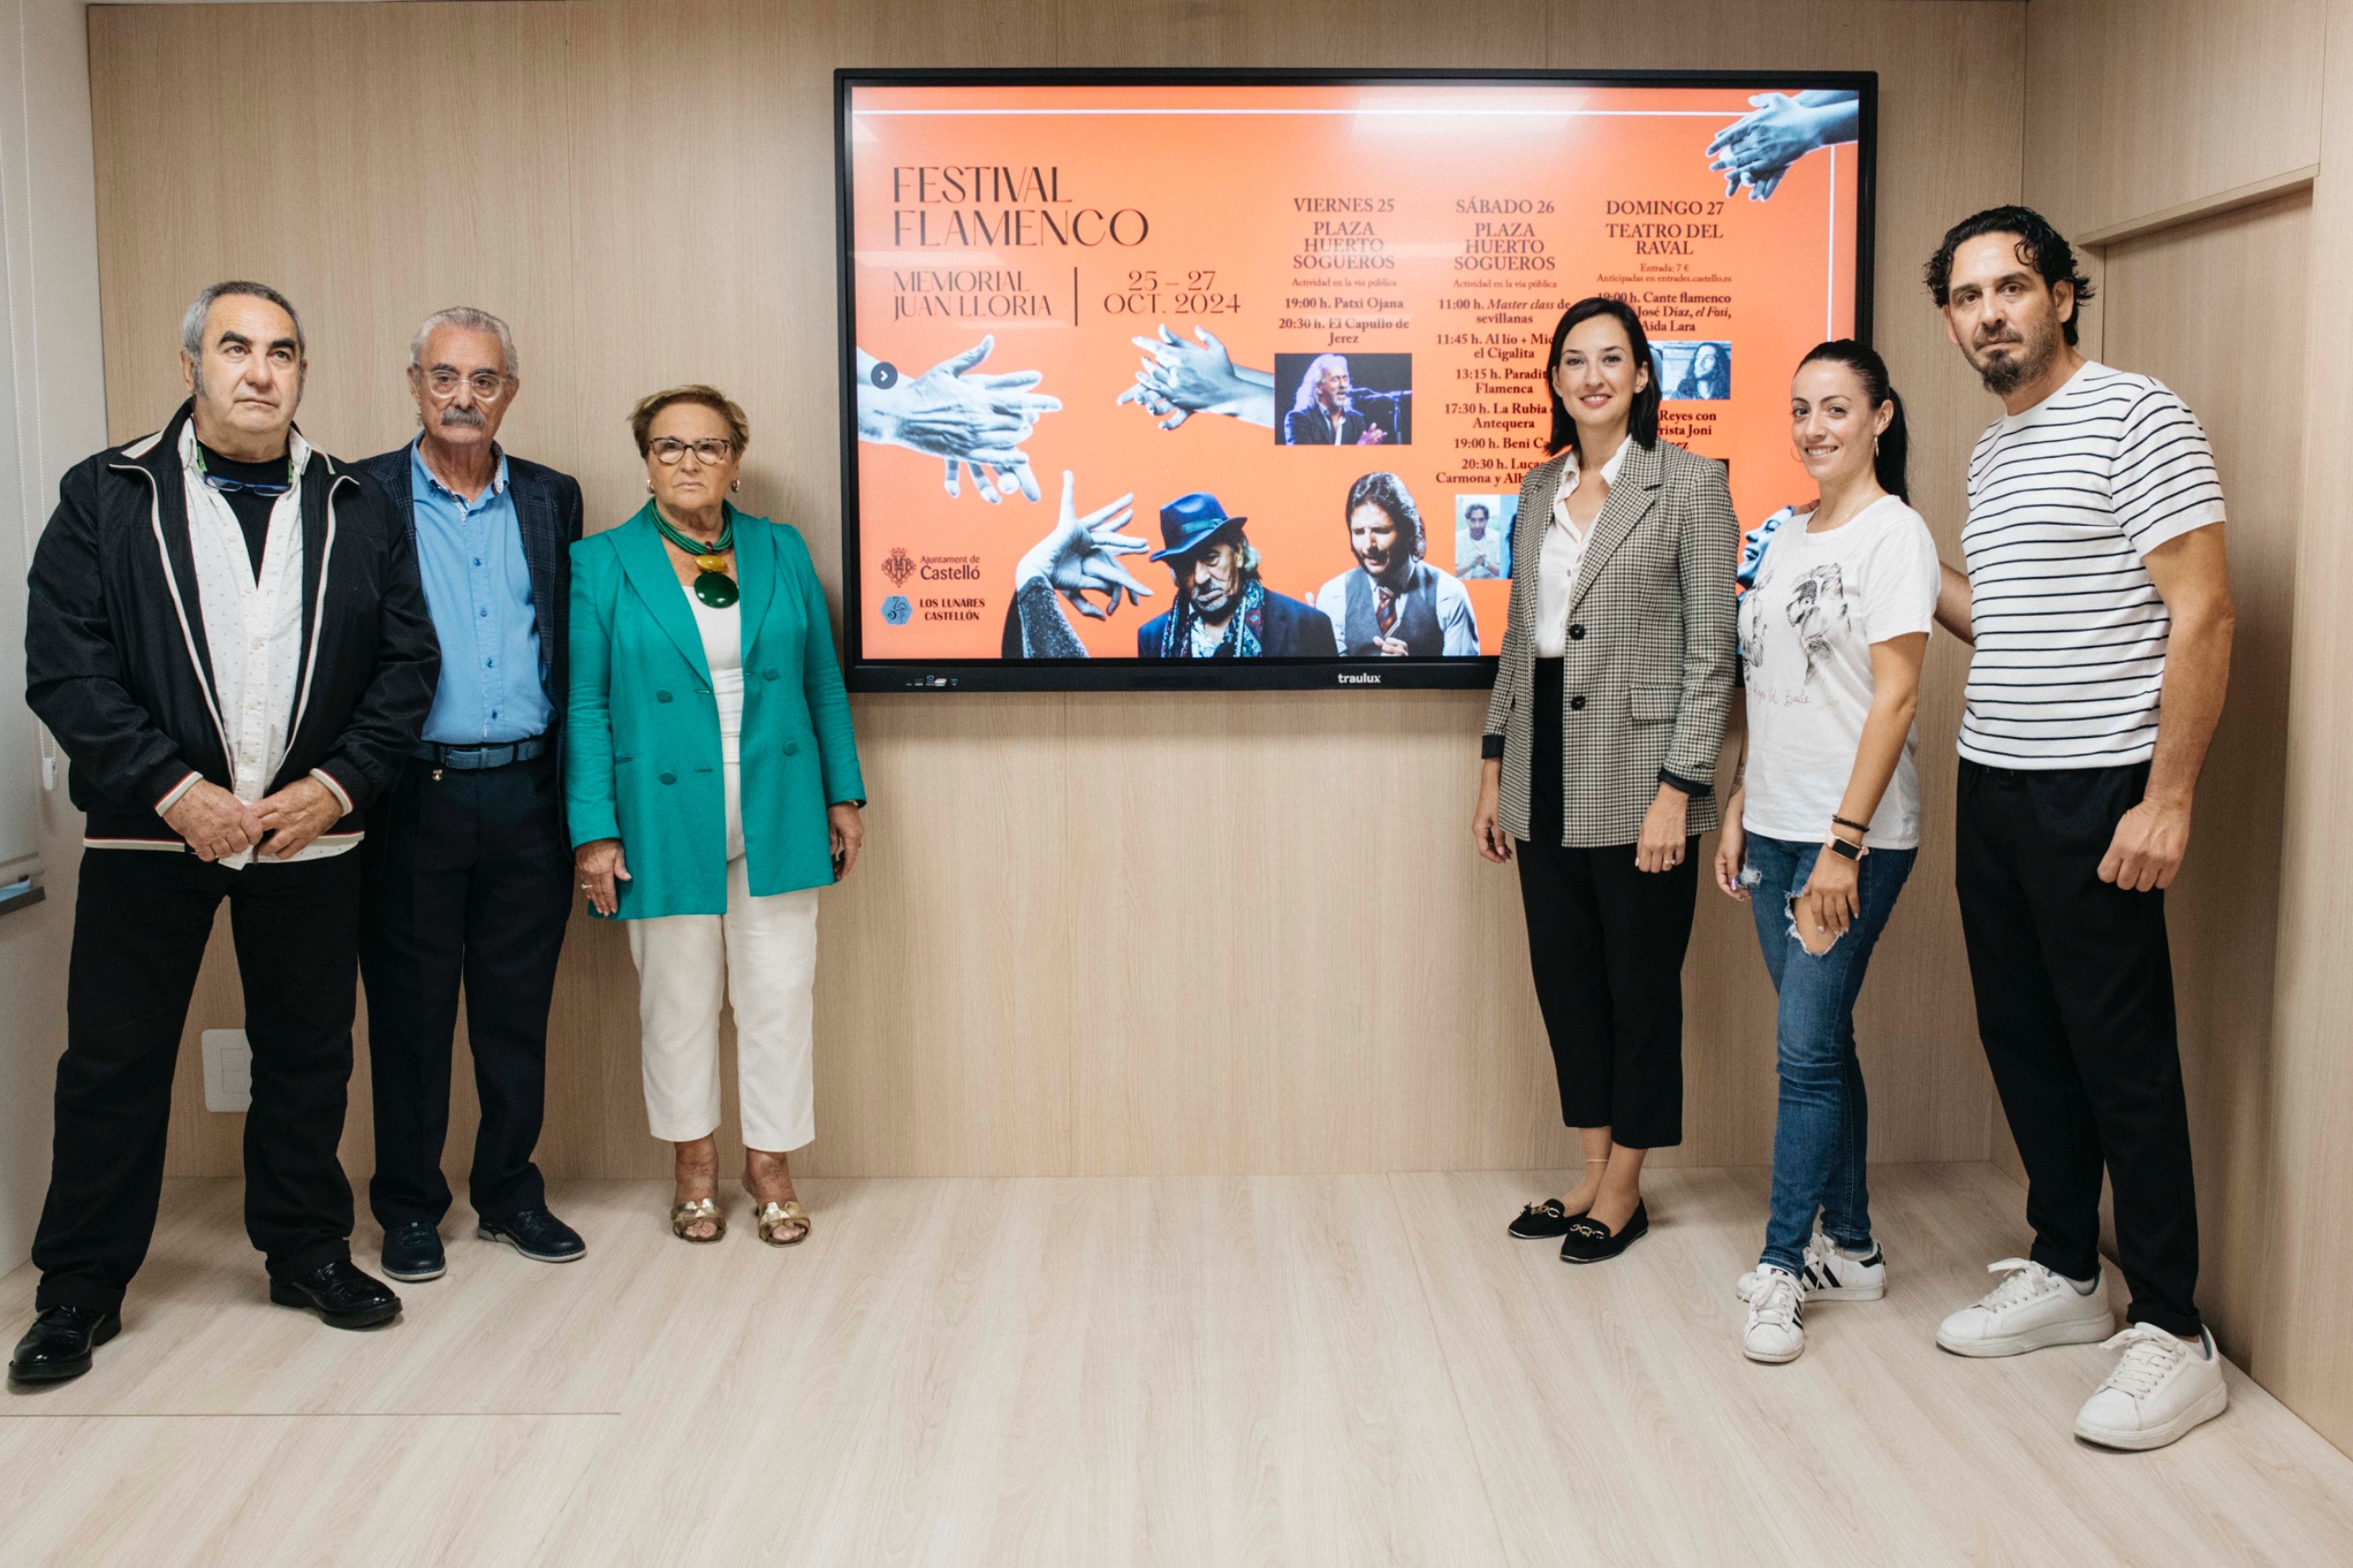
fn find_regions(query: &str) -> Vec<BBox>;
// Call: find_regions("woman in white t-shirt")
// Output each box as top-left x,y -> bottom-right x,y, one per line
1712,340 -> 1939,1365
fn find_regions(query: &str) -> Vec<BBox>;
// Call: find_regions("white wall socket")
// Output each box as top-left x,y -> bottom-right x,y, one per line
200,1028 -> 252,1112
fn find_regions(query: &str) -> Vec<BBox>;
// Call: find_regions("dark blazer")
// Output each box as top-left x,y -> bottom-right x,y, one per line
26,400 -> 438,847
1481,437 -> 1738,846
1282,404 -> 1369,447
1137,587 -> 1339,658
357,440 -> 584,732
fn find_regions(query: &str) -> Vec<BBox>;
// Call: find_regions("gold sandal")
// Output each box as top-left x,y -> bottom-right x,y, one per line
670,1197 -> 725,1243
754,1199 -> 810,1246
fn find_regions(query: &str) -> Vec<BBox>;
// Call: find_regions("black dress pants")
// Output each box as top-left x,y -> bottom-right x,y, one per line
358,750 -> 572,1229
1514,662 -> 1698,1149
1955,759 -> 2201,1337
33,847 -> 363,1312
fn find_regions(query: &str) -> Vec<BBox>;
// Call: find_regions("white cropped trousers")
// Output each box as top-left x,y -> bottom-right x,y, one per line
627,859 -> 820,1153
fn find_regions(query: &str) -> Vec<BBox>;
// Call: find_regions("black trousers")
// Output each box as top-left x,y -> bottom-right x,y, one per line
359,753 -> 576,1224
33,848 -> 362,1312
1514,662 -> 1698,1149
358,750 -> 573,1229
1955,759 -> 2200,1337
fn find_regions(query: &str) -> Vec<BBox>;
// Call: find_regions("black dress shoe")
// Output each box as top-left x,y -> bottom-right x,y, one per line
9,1305 -> 120,1384
1507,1199 -> 1586,1239
1559,1200 -> 1649,1264
476,1208 -> 585,1264
381,1221 -> 447,1283
268,1260 -> 402,1329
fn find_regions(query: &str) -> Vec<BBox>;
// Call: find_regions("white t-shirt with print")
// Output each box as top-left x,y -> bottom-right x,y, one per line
1737,494 -> 1940,850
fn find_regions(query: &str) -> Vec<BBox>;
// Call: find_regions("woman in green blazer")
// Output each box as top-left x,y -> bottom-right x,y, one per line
567,385 -> 865,1249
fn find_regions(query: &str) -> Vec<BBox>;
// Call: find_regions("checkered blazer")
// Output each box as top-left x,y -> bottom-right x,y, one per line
1482,437 -> 1738,847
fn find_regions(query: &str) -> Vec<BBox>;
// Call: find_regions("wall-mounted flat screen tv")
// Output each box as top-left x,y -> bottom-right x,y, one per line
835,69 -> 1874,691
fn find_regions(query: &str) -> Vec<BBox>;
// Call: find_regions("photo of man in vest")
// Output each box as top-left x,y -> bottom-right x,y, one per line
1313,472 -> 1480,657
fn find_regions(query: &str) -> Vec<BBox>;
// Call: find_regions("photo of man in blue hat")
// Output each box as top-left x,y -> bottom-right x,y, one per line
1136,492 -> 1337,659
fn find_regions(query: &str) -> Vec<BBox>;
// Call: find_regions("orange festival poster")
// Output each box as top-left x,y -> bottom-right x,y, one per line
840,76 -> 1866,680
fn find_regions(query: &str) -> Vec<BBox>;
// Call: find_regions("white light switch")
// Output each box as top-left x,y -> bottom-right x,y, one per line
200,1028 -> 252,1112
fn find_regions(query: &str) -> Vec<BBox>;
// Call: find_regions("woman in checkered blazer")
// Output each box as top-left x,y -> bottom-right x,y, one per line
1473,297 -> 1739,1264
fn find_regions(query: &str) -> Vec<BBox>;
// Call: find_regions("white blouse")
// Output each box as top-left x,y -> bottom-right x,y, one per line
687,586 -> 746,861
1533,435 -> 1633,658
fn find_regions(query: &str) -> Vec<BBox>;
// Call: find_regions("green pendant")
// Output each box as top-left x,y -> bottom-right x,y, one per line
694,570 -> 739,608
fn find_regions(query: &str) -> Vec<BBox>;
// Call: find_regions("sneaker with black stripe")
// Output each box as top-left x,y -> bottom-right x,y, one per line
1738,1232 -> 1885,1303
1743,1265 -> 1806,1364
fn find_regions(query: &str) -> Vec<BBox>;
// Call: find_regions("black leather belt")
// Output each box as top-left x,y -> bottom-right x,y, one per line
413,735 -> 549,770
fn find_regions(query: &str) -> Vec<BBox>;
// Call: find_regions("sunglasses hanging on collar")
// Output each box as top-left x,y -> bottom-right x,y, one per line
192,446 -> 294,496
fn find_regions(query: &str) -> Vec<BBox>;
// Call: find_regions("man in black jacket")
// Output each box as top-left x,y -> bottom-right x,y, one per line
10,281 -> 438,1385
355,308 -> 585,1286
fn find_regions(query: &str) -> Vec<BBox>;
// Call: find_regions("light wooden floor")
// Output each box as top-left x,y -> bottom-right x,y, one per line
4,1165 -> 2351,1567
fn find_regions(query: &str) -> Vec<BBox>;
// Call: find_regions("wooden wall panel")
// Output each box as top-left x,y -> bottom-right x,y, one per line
2263,0 -> 2353,1460
2097,191 -> 2309,1367
86,0 -> 2027,1181
2024,0 -> 2326,239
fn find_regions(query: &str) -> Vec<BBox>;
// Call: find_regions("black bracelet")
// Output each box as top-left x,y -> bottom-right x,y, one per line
1832,813 -> 1870,834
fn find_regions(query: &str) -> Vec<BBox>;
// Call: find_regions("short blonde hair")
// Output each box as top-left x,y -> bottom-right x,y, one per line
628,384 -> 749,457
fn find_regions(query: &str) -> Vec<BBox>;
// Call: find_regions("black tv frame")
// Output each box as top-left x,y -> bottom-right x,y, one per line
835,66 -> 1878,693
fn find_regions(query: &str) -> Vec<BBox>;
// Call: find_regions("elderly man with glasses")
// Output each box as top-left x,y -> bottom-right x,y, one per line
354,307 -> 587,1286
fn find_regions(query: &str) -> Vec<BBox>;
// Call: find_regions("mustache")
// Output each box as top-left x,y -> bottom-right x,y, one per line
438,405 -> 487,427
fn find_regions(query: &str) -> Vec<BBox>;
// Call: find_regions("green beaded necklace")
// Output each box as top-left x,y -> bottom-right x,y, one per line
654,507 -> 739,608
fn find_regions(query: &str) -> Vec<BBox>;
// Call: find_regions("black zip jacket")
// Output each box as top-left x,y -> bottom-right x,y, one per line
25,400 -> 438,848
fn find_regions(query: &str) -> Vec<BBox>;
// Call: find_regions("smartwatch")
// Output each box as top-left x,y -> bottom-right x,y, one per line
1826,835 -> 1866,862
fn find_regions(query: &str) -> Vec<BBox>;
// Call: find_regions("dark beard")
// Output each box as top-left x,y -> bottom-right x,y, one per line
1976,329 -> 2058,397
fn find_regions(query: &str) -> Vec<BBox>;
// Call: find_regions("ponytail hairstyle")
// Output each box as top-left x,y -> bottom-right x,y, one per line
1797,339 -> 1908,502
1544,296 -> 1661,461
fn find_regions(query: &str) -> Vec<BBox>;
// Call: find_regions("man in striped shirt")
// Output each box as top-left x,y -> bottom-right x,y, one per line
1922,206 -> 2236,1451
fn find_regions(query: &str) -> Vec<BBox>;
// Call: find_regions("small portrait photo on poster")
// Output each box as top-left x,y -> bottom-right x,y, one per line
1274,352 -> 1413,446
1453,494 -> 1516,580
1652,340 -> 1733,402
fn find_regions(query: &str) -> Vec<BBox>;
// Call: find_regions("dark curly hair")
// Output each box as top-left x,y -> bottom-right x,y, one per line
1343,471 -> 1426,559
1923,205 -> 2096,347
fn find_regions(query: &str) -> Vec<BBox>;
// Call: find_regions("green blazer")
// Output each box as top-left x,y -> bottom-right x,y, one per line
565,503 -> 865,918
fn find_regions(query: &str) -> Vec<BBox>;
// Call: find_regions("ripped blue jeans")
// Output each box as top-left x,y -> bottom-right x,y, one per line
1741,833 -> 1916,1276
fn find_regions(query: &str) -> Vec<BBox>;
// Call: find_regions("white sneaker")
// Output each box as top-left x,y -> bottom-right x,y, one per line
1743,1265 -> 1806,1364
1739,1233 -> 1885,1302
1935,1258 -> 2112,1357
2074,1324 -> 2229,1450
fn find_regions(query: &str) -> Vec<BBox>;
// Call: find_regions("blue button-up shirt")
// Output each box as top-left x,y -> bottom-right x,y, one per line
411,441 -> 549,745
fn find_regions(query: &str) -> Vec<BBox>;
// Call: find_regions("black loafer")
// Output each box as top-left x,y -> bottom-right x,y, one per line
381,1221 -> 447,1283
9,1304 -> 121,1384
476,1208 -> 585,1265
268,1259 -> 402,1329
1507,1199 -> 1586,1239
1559,1200 -> 1649,1264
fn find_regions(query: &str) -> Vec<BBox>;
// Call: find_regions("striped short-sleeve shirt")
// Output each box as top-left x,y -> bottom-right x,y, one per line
1960,361 -> 2226,768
